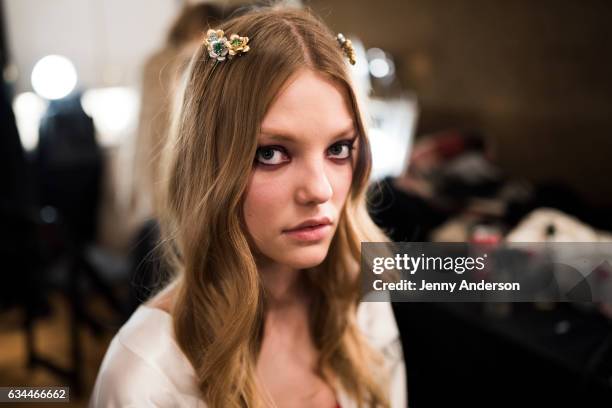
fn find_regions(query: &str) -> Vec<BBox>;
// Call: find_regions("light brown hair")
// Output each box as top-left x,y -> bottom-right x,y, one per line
166,3 -> 227,47
159,5 -> 391,407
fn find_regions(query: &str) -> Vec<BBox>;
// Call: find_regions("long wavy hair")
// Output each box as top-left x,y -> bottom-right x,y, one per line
158,5 -> 391,407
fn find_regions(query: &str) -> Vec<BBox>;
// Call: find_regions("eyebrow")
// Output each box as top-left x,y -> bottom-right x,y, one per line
259,124 -> 357,143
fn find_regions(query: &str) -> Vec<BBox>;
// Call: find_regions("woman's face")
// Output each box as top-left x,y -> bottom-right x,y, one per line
243,69 -> 358,270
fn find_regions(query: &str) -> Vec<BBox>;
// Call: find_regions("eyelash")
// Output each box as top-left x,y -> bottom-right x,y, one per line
254,138 -> 357,167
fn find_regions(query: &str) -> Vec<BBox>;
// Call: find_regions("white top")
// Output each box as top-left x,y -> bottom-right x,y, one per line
89,301 -> 406,407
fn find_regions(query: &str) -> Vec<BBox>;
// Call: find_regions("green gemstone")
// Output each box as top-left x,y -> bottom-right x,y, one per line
231,39 -> 242,46
213,41 -> 225,54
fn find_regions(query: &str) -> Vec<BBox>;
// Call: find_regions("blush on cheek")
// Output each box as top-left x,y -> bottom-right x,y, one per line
243,174 -> 288,237
245,178 -> 287,218
251,178 -> 285,201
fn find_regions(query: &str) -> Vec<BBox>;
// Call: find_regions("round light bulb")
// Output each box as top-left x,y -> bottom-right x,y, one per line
31,55 -> 77,100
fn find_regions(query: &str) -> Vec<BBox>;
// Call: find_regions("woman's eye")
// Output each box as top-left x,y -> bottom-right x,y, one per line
255,147 -> 289,166
327,141 -> 354,160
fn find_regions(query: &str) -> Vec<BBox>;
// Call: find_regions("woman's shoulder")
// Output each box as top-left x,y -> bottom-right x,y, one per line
89,305 -> 202,407
356,300 -> 401,351
357,301 -> 403,364
355,301 -> 407,408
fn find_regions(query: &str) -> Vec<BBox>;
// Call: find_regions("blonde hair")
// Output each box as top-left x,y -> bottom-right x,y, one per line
159,5 -> 391,407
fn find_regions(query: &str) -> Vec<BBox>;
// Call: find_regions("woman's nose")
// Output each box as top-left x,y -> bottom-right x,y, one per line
295,159 -> 333,205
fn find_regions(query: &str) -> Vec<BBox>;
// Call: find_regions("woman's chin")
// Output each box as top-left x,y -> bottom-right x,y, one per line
280,246 -> 330,270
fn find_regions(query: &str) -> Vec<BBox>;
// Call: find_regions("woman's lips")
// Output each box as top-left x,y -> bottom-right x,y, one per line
283,223 -> 332,241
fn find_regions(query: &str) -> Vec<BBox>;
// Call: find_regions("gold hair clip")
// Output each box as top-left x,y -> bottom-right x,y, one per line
336,33 -> 356,65
203,29 -> 250,62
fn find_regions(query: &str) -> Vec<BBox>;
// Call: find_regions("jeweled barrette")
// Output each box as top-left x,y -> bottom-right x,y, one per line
203,29 -> 250,62
336,33 -> 356,65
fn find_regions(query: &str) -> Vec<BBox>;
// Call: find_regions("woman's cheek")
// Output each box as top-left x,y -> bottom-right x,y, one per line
330,164 -> 353,203
251,175 -> 287,207
244,175 -> 287,230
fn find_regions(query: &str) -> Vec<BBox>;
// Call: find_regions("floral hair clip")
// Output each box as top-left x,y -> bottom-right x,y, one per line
203,29 -> 250,62
336,33 -> 356,65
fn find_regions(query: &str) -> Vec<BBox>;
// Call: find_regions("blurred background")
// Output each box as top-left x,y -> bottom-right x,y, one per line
1,0 -> 612,407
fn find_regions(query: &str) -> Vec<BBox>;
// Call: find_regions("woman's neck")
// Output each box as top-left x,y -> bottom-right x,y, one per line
258,261 -> 308,310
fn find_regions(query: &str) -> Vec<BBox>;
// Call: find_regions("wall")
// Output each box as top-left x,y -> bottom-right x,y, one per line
4,0 -> 178,91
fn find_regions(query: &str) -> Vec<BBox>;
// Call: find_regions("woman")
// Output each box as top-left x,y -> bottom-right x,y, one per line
91,6 -> 406,407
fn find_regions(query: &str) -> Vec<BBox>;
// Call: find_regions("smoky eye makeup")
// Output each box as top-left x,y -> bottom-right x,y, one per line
254,145 -> 290,166
253,133 -> 358,167
326,135 -> 358,160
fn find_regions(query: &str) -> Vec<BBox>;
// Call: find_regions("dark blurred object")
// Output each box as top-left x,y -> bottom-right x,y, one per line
368,177 -> 450,241
128,219 -> 166,313
409,129 -> 485,173
0,81 -> 45,312
405,129 -> 504,204
37,93 -> 101,243
0,87 -> 29,213
393,302 -> 612,408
